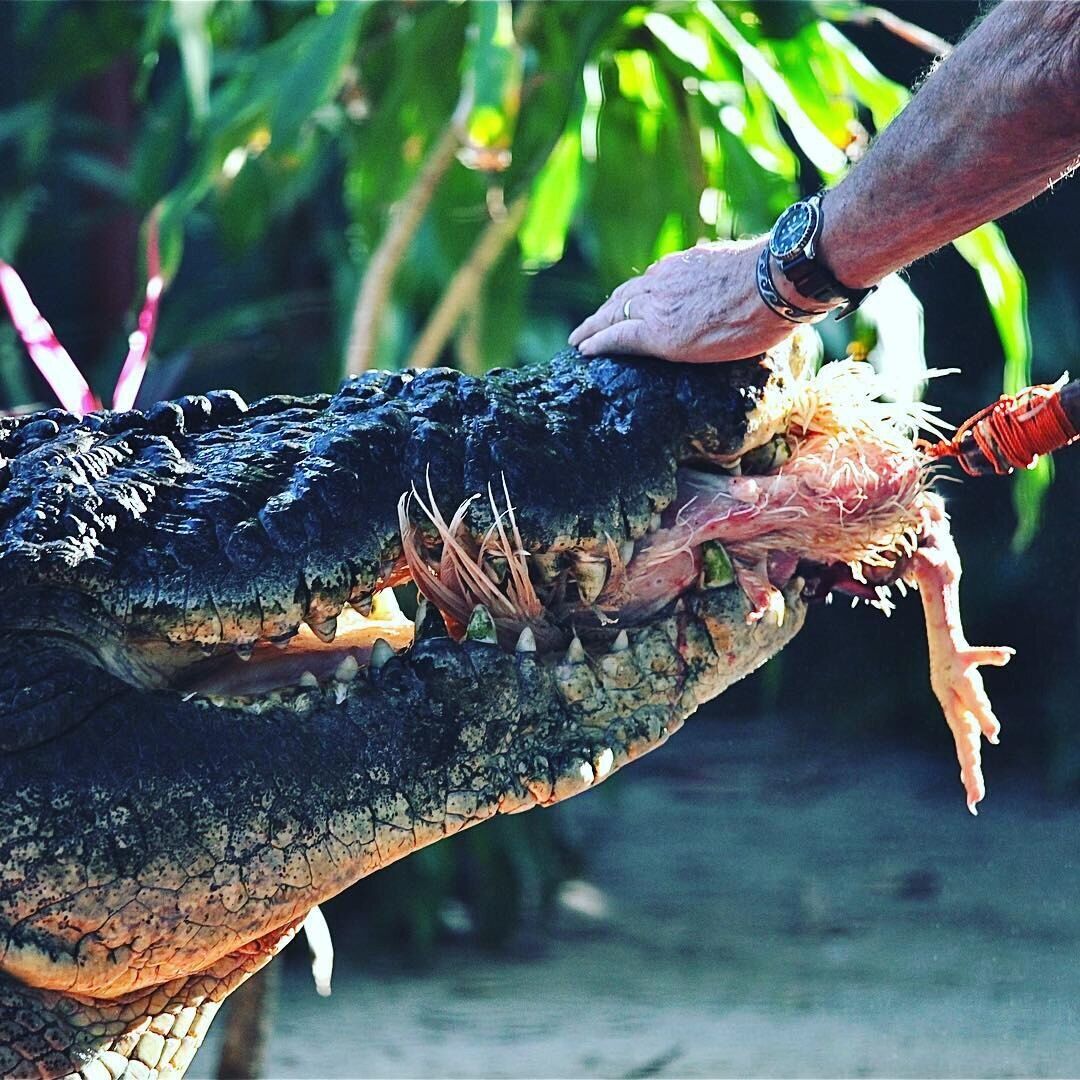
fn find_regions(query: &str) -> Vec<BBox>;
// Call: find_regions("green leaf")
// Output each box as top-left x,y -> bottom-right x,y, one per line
153,3 -> 366,284
853,273 -> 926,404
59,151 -> 135,201
519,130 -> 581,269
952,222 -> 1046,550
699,1 -> 848,180
653,211 -> 685,259
343,4 -> 468,230
815,22 -> 909,131
27,4 -> 142,94
952,224 -> 1031,395
582,56 -> 699,288
170,0 -> 214,127
265,3 -> 365,149
458,0 -> 523,171
506,1 -> 626,194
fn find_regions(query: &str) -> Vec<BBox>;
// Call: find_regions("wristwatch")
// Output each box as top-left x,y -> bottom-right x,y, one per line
766,193 -> 876,321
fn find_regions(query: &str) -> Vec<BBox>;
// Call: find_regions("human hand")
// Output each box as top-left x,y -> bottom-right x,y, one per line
568,237 -> 816,363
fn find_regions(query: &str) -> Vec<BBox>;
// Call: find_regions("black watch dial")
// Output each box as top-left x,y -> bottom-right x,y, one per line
769,201 -> 815,263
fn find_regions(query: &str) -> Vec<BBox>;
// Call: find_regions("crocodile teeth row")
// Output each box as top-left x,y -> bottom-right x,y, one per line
212,588 -> 404,655
200,613 -> 647,709
305,588 -> 403,645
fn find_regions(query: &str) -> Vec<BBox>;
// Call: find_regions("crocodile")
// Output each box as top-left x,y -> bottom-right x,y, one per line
0,336 -> 1009,1079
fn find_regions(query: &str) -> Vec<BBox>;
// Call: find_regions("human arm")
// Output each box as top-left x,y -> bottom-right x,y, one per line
568,0 -> 1080,363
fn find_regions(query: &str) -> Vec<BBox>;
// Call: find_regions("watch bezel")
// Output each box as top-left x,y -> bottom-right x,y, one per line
768,199 -> 820,264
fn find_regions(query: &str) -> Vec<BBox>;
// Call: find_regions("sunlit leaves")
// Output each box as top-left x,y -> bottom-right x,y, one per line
458,0 -> 522,172
699,1 -> 848,179
848,273 -> 926,404
157,2 -> 365,280
519,131 -> 581,269
815,21 -> 908,130
170,0 -> 213,127
953,222 -> 1048,550
584,54 -> 699,289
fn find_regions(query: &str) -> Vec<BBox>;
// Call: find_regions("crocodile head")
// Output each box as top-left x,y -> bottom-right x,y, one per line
0,335 -> 1008,1078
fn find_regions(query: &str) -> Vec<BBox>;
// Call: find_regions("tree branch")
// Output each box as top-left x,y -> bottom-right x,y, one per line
405,193 -> 528,371
344,122 -> 462,375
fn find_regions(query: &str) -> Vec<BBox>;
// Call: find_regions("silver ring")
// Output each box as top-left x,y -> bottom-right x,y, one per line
622,298 -> 633,320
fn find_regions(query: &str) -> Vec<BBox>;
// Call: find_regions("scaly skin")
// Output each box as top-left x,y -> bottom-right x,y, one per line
0,351 -> 784,656
0,346 -> 812,1078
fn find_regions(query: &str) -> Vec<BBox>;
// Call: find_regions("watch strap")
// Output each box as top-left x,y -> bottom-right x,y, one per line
771,194 -> 878,320
755,246 -> 827,325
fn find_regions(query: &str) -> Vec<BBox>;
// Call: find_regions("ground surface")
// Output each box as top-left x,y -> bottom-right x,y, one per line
194,714 -> 1080,1079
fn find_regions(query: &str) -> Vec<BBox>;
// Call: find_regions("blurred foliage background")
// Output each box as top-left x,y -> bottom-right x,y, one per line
1,0 -> 1077,966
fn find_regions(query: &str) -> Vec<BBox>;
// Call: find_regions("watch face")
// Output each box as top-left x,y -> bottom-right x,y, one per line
770,202 -> 815,262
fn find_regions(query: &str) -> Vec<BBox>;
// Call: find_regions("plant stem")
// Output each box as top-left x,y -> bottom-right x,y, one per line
343,124 -> 462,375
406,193 -> 528,371
344,0 -> 541,377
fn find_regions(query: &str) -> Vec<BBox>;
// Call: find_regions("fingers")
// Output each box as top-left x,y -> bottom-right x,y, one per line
567,306 -> 617,349
572,318 -> 650,357
569,282 -> 650,352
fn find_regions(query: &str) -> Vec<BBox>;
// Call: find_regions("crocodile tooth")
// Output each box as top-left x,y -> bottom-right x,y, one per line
415,598 -> 449,640
351,595 -> 373,617
484,557 -> 508,585
270,633 -> 295,650
370,637 -> 395,669
303,906 -> 334,997
768,591 -> 786,626
299,671 -> 320,689
308,616 -> 337,643
515,626 -> 537,653
611,629 -> 629,653
334,655 -> 359,683
600,654 -> 621,677
465,605 -> 498,644
649,512 -> 663,533
235,644 -> 254,661
594,747 -> 615,780
530,553 -> 561,584
700,540 -> 735,589
573,558 -> 608,605
370,588 -> 401,621
619,540 -> 635,567
565,636 -> 586,664
334,682 -> 349,705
